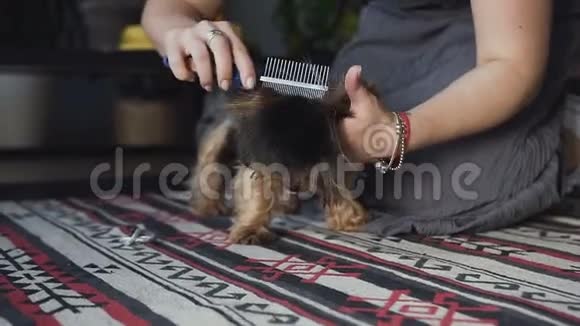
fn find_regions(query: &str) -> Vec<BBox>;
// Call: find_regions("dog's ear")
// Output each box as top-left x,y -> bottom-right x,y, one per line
226,88 -> 276,116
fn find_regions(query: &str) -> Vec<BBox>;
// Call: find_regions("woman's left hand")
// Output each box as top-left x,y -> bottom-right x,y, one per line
339,65 -> 397,163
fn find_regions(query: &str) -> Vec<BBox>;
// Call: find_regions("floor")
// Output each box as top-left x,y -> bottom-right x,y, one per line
0,193 -> 579,326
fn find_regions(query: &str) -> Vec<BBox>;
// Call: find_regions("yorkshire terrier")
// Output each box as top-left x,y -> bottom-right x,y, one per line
190,82 -> 370,244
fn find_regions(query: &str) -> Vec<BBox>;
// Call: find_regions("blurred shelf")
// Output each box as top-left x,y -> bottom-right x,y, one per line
0,49 -> 168,75
0,178 -> 187,201
0,146 -> 196,190
0,145 -> 195,160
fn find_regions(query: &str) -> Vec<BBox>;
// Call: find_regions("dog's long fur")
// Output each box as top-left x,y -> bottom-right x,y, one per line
191,84 -> 368,244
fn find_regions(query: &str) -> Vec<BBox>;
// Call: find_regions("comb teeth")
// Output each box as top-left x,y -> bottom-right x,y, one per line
260,58 -> 330,99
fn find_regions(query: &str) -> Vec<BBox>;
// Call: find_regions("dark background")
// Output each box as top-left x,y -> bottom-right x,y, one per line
0,0 -> 364,196
0,0 -> 577,197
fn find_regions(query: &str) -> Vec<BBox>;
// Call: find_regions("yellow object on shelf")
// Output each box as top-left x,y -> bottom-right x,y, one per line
118,21 -> 243,51
119,25 -> 155,51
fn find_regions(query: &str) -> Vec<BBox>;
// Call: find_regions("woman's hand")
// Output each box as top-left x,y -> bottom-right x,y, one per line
163,20 -> 256,91
339,66 -> 397,163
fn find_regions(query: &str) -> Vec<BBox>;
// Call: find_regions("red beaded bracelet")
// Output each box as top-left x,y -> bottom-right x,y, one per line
399,112 -> 411,148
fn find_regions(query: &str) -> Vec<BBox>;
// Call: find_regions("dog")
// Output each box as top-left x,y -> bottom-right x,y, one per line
190,83 -> 369,244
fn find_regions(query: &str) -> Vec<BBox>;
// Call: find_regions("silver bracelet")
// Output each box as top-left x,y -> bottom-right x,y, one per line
374,112 -> 406,173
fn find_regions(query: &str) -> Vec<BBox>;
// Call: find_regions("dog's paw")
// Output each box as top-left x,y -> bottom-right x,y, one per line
328,218 -> 364,232
228,227 -> 275,245
191,198 -> 231,218
326,201 -> 368,232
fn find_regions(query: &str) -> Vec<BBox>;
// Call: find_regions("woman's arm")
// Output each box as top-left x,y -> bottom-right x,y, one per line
340,0 -> 553,163
142,0 -> 223,53
141,0 -> 256,90
408,0 -> 552,150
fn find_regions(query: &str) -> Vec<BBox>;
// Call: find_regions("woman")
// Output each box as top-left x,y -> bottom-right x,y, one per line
141,0 -> 580,236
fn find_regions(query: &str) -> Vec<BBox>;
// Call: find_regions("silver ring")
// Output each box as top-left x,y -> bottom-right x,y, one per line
207,29 -> 224,46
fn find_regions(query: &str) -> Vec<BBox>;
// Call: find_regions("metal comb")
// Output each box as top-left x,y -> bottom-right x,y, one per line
259,57 -> 330,100
162,56 -> 330,99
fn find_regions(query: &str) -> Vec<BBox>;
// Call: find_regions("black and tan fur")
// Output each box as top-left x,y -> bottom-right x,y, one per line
191,84 -> 369,244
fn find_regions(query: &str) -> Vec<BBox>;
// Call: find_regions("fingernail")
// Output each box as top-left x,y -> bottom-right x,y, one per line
203,84 -> 212,92
220,79 -> 231,91
245,77 -> 256,89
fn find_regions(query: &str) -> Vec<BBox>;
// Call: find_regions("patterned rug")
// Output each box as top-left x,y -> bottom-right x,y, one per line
1,193 -> 579,326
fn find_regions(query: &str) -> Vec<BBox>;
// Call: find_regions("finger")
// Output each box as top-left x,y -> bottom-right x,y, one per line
164,31 -> 195,81
195,21 -> 233,91
217,22 -> 256,89
186,57 -> 197,83
183,32 -> 213,91
344,65 -> 368,103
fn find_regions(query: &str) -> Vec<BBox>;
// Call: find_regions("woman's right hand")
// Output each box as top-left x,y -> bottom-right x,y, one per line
163,20 -> 256,91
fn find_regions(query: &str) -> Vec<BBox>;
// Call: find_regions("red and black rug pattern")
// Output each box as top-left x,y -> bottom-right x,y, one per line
0,194 -> 579,326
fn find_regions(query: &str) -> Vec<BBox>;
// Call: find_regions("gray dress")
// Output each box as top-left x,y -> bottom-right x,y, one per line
330,0 -> 580,235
